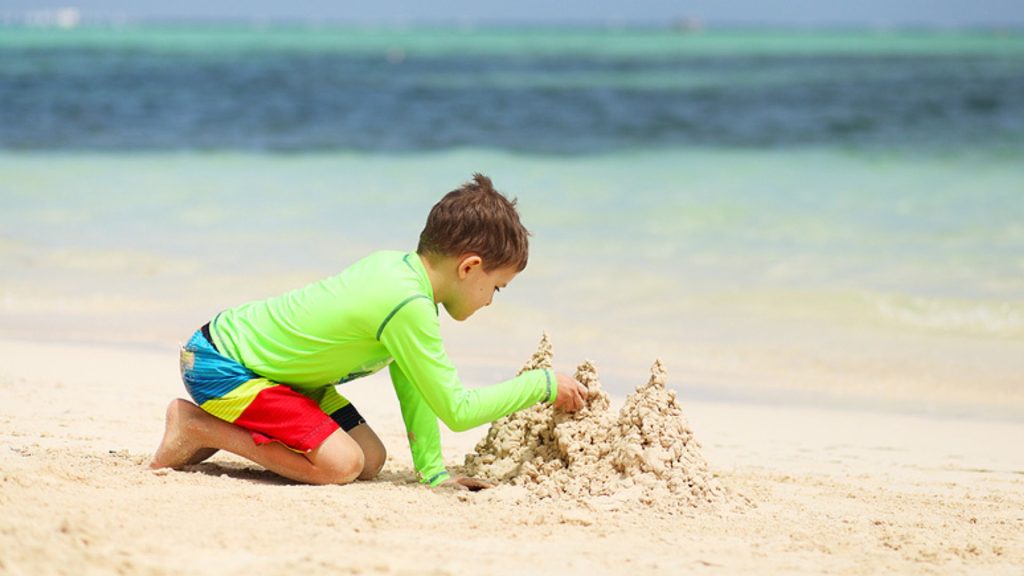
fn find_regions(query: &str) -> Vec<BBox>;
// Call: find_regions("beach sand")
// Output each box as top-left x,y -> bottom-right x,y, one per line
1,338 -> 1021,575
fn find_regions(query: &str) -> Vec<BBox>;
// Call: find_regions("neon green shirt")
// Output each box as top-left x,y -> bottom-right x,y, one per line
210,250 -> 556,486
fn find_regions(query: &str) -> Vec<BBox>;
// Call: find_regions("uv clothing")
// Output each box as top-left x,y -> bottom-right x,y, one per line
179,328 -> 365,452
206,251 -> 556,486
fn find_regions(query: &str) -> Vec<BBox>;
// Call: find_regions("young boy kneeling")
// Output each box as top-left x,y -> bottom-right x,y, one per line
150,174 -> 585,489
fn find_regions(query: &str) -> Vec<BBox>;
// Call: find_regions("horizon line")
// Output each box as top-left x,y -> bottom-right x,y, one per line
2,18 -> 1023,33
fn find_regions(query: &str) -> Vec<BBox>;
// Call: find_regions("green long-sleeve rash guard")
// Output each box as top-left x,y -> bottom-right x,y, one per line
210,250 -> 557,486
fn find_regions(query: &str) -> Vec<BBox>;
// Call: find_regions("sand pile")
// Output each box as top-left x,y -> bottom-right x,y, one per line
463,334 -> 726,508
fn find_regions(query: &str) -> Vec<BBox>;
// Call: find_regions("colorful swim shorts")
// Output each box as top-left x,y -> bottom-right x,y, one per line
179,323 -> 365,453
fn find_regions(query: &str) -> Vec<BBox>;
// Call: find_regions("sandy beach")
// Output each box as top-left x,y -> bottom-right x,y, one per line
1,337 -> 1021,575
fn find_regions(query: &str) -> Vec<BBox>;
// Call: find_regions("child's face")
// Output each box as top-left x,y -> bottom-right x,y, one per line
445,257 -> 519,321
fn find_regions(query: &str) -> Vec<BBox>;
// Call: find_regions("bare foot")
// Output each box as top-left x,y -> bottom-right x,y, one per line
185,447 -> 220,466
149,399 -> 213,469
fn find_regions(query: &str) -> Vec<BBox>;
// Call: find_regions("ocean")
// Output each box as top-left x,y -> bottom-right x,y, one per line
1,26 -> 1021,418
3,27 -> 1024,152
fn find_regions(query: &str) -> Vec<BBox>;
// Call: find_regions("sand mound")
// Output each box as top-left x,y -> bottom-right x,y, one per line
463,334 -> 727,508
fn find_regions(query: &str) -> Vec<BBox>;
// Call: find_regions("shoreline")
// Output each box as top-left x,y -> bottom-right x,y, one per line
2,332 -> 1021,425
2,334 -> 1020,481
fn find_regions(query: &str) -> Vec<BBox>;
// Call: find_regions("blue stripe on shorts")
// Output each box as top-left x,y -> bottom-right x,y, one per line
180,329 -> 259,405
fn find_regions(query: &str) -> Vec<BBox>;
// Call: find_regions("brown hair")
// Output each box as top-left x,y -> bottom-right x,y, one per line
417,173 -> 530,272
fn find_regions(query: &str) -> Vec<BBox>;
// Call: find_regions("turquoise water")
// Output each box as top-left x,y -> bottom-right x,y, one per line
3,26 -> 1023,56
2,149 -> 1022,417
3,26 -> 1023,151
2,147 -> 1021,335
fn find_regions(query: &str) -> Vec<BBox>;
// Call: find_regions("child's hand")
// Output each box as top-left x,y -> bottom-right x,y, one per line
554,373 -> 585,412
441,475 -> 495,491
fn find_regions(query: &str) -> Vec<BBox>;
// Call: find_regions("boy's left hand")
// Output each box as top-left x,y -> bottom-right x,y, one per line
441,475 -> 495,491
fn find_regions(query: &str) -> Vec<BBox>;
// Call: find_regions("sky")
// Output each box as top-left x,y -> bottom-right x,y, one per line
3,0 -> 1024,27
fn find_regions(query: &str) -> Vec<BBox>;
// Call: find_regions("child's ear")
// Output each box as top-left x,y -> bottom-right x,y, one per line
458,254 -> 483,278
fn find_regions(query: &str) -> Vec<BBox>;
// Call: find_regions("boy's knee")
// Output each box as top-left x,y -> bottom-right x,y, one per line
312,451 -> 363,485
329,449 -> 365,485
309,433 -> 365,485
359,446 -> 387,481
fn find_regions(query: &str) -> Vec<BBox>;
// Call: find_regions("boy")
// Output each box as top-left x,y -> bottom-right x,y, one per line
150,174 -> 585,490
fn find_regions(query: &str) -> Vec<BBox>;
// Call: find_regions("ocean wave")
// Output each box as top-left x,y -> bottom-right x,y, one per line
869,294 -> 1024,338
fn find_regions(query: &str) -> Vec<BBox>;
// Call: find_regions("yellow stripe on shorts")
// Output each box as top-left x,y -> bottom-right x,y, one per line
200,377 -> 278,422
300,385 -> 351,416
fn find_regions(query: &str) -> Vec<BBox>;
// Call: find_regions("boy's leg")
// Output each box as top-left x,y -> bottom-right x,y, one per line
314,388 -> 386,480
347,423 -> 387,480
150,399 -> 365,485
185,447 -> 219,466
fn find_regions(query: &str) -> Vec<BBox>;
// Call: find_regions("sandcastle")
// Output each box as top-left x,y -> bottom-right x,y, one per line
463,334 -> 727,508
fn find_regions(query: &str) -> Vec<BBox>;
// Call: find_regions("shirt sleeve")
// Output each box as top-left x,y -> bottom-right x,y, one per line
388,361 -> 449,486
379,297 -> 556,484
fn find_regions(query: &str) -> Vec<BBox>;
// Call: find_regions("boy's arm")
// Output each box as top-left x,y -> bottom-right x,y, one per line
380,297 -> 556,434
388,361 -> 450,486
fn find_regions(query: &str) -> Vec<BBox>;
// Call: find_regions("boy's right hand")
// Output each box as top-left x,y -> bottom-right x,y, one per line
554,373 -> 585,412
